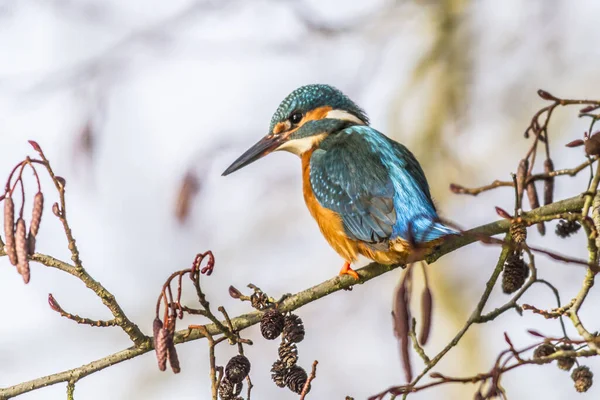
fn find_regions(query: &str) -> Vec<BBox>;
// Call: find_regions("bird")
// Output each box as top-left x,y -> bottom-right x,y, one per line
222,84 -> 457,280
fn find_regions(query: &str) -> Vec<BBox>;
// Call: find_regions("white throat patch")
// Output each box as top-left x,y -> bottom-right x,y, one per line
276,133 -> 327,156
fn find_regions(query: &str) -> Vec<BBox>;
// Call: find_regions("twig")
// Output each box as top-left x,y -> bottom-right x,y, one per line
582,160 -> 600,217
48,294 -> 118,327
195,326 -> 219,400
531,279 -> 570,338
299,360 -> 319,400
450,180 -> 512,196
218,306 -> 252,349
449,158 -> 597,197
529,157 -> 597,181
409,318 -> 430,364
189,253 -> 235,341
66,381 -> 75,400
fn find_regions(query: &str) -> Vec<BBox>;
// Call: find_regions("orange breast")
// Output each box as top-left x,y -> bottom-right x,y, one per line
301,150 -> 360,262
301,150 -> 413,265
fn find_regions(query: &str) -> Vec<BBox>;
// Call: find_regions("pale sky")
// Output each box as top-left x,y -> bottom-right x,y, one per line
1,1 -> 600,399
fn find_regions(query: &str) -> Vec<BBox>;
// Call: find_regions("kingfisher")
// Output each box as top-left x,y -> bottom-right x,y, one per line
222,84 -> 457,280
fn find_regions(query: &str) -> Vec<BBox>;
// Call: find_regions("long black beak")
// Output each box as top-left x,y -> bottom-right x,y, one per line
222,134 -> 284,176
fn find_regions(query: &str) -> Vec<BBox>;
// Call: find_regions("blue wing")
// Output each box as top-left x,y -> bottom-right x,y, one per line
309,126 -> 455,244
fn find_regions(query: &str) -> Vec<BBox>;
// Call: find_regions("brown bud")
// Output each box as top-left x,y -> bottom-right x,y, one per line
28,140 -> 42,153
527,329 -> 545,338
154,328 -> 168,371
3,196 -> 17,266
580,105 -> 599,114
516,159 -> 529,206
543,159 -> 554,205
55,176 -> 66,190
30,192 -> 44,236
15,218 -> 30,283
449,183 -> 464,194
495,207 -> 512,220
537,89 -> 555,100
419,286 -> 432,346
228,285 -> 243,299
565,139 -> 584,148
48,293 -> 61,312
52,202 -> 61,217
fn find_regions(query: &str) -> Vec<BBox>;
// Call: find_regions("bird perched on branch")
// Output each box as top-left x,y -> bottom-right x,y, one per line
223,84 -> 457,279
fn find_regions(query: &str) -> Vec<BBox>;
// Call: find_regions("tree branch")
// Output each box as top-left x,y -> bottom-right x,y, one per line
0,193 -> 586,399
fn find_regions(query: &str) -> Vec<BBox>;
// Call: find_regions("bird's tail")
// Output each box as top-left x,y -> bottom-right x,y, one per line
408,216 -> 460,244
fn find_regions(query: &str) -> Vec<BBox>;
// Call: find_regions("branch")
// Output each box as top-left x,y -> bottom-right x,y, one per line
29,252 -> 147,346
48,294 -> 118,327
0,193 -> 586,399
299,360 -> 319,400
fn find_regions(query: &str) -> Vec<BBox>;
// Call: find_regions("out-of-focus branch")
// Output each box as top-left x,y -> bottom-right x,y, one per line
449,157 -> 597,197
0,193 -> 587,399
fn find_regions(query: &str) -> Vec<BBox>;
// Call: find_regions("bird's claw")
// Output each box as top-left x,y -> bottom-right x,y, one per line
339,261 -> 360,280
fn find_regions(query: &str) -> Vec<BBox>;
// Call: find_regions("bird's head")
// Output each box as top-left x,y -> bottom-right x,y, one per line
222,84 -> 368,176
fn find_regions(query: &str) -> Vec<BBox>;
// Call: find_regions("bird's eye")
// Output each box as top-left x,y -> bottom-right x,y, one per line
289,112 -> 303,124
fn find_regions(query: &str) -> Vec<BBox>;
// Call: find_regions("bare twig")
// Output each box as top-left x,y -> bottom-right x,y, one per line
66,381 -> 75,400
48,294 -> 117,327
299,360 -> 319,400
449,158 -> 597,197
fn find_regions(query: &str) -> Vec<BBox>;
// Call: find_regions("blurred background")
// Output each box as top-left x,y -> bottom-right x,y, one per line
1,0 -> 600,399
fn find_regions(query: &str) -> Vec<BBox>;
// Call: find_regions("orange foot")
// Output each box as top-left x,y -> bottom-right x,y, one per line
339,261 -> 359,280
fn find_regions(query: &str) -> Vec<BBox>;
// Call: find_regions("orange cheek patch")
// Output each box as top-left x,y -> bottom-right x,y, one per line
301,106 -> 333,126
